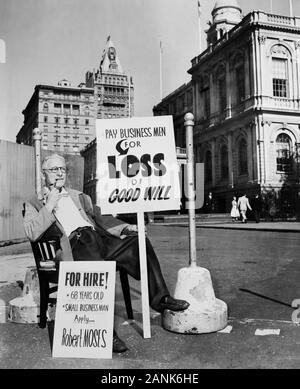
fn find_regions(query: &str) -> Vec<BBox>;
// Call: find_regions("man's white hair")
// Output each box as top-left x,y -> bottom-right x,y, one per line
42,154 -> 66,170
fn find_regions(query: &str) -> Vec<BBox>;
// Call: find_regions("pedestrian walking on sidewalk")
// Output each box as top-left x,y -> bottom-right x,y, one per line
205,192 -> 215,213
230,196 -> 240,222
267,190 -> 277,222
252,194 -> 262,223
237,194 -> 252,223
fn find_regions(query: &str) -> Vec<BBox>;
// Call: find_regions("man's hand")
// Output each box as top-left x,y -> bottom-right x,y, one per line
45,188 -> 63,213
121,224 -> 147,237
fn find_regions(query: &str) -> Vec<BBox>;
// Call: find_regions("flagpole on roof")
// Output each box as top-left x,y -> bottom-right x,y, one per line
128,72 -> 131,117
159,40 -> 163,100
198,0 -> 202,54
289,0 -> 294,17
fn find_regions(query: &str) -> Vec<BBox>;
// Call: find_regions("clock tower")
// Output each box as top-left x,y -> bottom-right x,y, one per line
86,36 -> 134,119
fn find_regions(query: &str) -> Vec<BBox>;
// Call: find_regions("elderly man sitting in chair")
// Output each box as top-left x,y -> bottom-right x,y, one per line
23,154 -> 189,353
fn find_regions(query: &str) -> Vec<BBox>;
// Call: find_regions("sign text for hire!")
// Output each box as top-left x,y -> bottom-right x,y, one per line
52,261 -> 116,359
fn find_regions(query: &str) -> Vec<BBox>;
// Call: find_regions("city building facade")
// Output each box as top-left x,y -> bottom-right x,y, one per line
153,0 -> 300,216
16,80 -> 95,155
16,36 -> 134,156
85,36 -> 134,119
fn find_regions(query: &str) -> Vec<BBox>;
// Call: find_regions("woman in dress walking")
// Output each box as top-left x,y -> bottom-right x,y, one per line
230,196 -> 240,222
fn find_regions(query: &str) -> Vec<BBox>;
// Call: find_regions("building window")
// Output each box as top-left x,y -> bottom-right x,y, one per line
272,58 -> 288,97
200,76 -> 210,119
44,116 -> 48,123
65,117 -> 69,125
55,116 -> 60,124
72,105 -> 80,115
54,103 -> 61,113
85,119 -> 89,126
233,54 -> 245,104
276,133 -> 292,173
220,144 -> 228,179
63,104 -> 71,114
219,77 -> 226,111
43,103 -> 48,112
205,150 -> 212,184
236,66 -> 245,103
238,138 -> 248,175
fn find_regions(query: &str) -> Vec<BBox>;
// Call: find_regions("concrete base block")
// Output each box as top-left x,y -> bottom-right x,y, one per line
0,299 -> 7,323
163,299 -> 227,334
22,266 -> 40,300
8,266 -> 57,324
162,266 -> 228,334
8,294 -> 39,324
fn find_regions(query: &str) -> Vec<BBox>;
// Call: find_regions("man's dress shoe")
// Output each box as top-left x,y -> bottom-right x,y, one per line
113,332 -> 128,353
159,295 -> 190,312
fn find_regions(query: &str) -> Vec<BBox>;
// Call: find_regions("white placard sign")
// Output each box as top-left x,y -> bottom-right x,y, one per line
52,261 -> 116,359
96,116 -> 181,214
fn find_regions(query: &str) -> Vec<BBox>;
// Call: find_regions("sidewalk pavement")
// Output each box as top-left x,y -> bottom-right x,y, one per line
1,223 -> 300,369
157,221 -> 300,233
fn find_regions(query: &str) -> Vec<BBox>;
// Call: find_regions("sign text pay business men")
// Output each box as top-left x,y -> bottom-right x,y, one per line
96,116 -> 181,214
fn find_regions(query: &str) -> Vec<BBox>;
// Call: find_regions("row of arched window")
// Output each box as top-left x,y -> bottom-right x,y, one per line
204,138 -> 248,184
203,132 -> 297,184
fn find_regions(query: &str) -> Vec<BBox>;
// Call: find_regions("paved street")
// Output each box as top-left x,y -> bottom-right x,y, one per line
1,224 -> 300,369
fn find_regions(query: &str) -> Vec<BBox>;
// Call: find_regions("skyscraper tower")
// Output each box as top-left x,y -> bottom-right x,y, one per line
86,36 -> 134,119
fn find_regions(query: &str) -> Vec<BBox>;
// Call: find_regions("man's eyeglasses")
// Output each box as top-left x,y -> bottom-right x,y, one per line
44,167 -> 67,174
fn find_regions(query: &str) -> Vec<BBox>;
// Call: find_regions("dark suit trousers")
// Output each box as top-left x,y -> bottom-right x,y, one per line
69,226 -> 170,312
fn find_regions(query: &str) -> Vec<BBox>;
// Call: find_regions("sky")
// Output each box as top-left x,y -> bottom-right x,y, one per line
0,0 -> 298,143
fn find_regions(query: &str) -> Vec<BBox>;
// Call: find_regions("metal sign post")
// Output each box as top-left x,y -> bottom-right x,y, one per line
162,113 -> 228,334
185,113 -> 197,268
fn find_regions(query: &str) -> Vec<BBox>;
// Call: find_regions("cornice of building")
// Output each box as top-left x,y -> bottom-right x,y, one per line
35,84 -> 94,93
189,10 -> 300,74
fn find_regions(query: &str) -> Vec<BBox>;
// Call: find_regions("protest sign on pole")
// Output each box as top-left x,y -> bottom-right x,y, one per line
96,116 -> 181,214
96,116 -> 180,338
52,261 -> 116,359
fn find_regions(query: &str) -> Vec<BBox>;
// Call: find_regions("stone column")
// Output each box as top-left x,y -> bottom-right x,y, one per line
194,78 -> 201,122
247,124 -> 254,182
227,133 -> 233,187
211,138 -> 216,187
244,45 -> 251,99
226,61 -> 232,119
209,73 -> 216,116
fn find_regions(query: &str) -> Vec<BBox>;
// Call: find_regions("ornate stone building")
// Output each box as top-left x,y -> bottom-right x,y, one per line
16,37 -> 134,155
85,36 -> 134,119
153,0 -> 300,216
16,80 -> 95,155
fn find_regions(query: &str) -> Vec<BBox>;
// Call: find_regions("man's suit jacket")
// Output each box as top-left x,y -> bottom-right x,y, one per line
23,188 -> 127,261
237,196 -> 251,211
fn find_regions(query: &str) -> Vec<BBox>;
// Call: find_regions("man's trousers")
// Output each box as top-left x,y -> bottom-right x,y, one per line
69,225 -> 169,312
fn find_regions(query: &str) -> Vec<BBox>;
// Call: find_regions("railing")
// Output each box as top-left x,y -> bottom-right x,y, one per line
267,14 -> 292,25
260,96 -> 300,110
